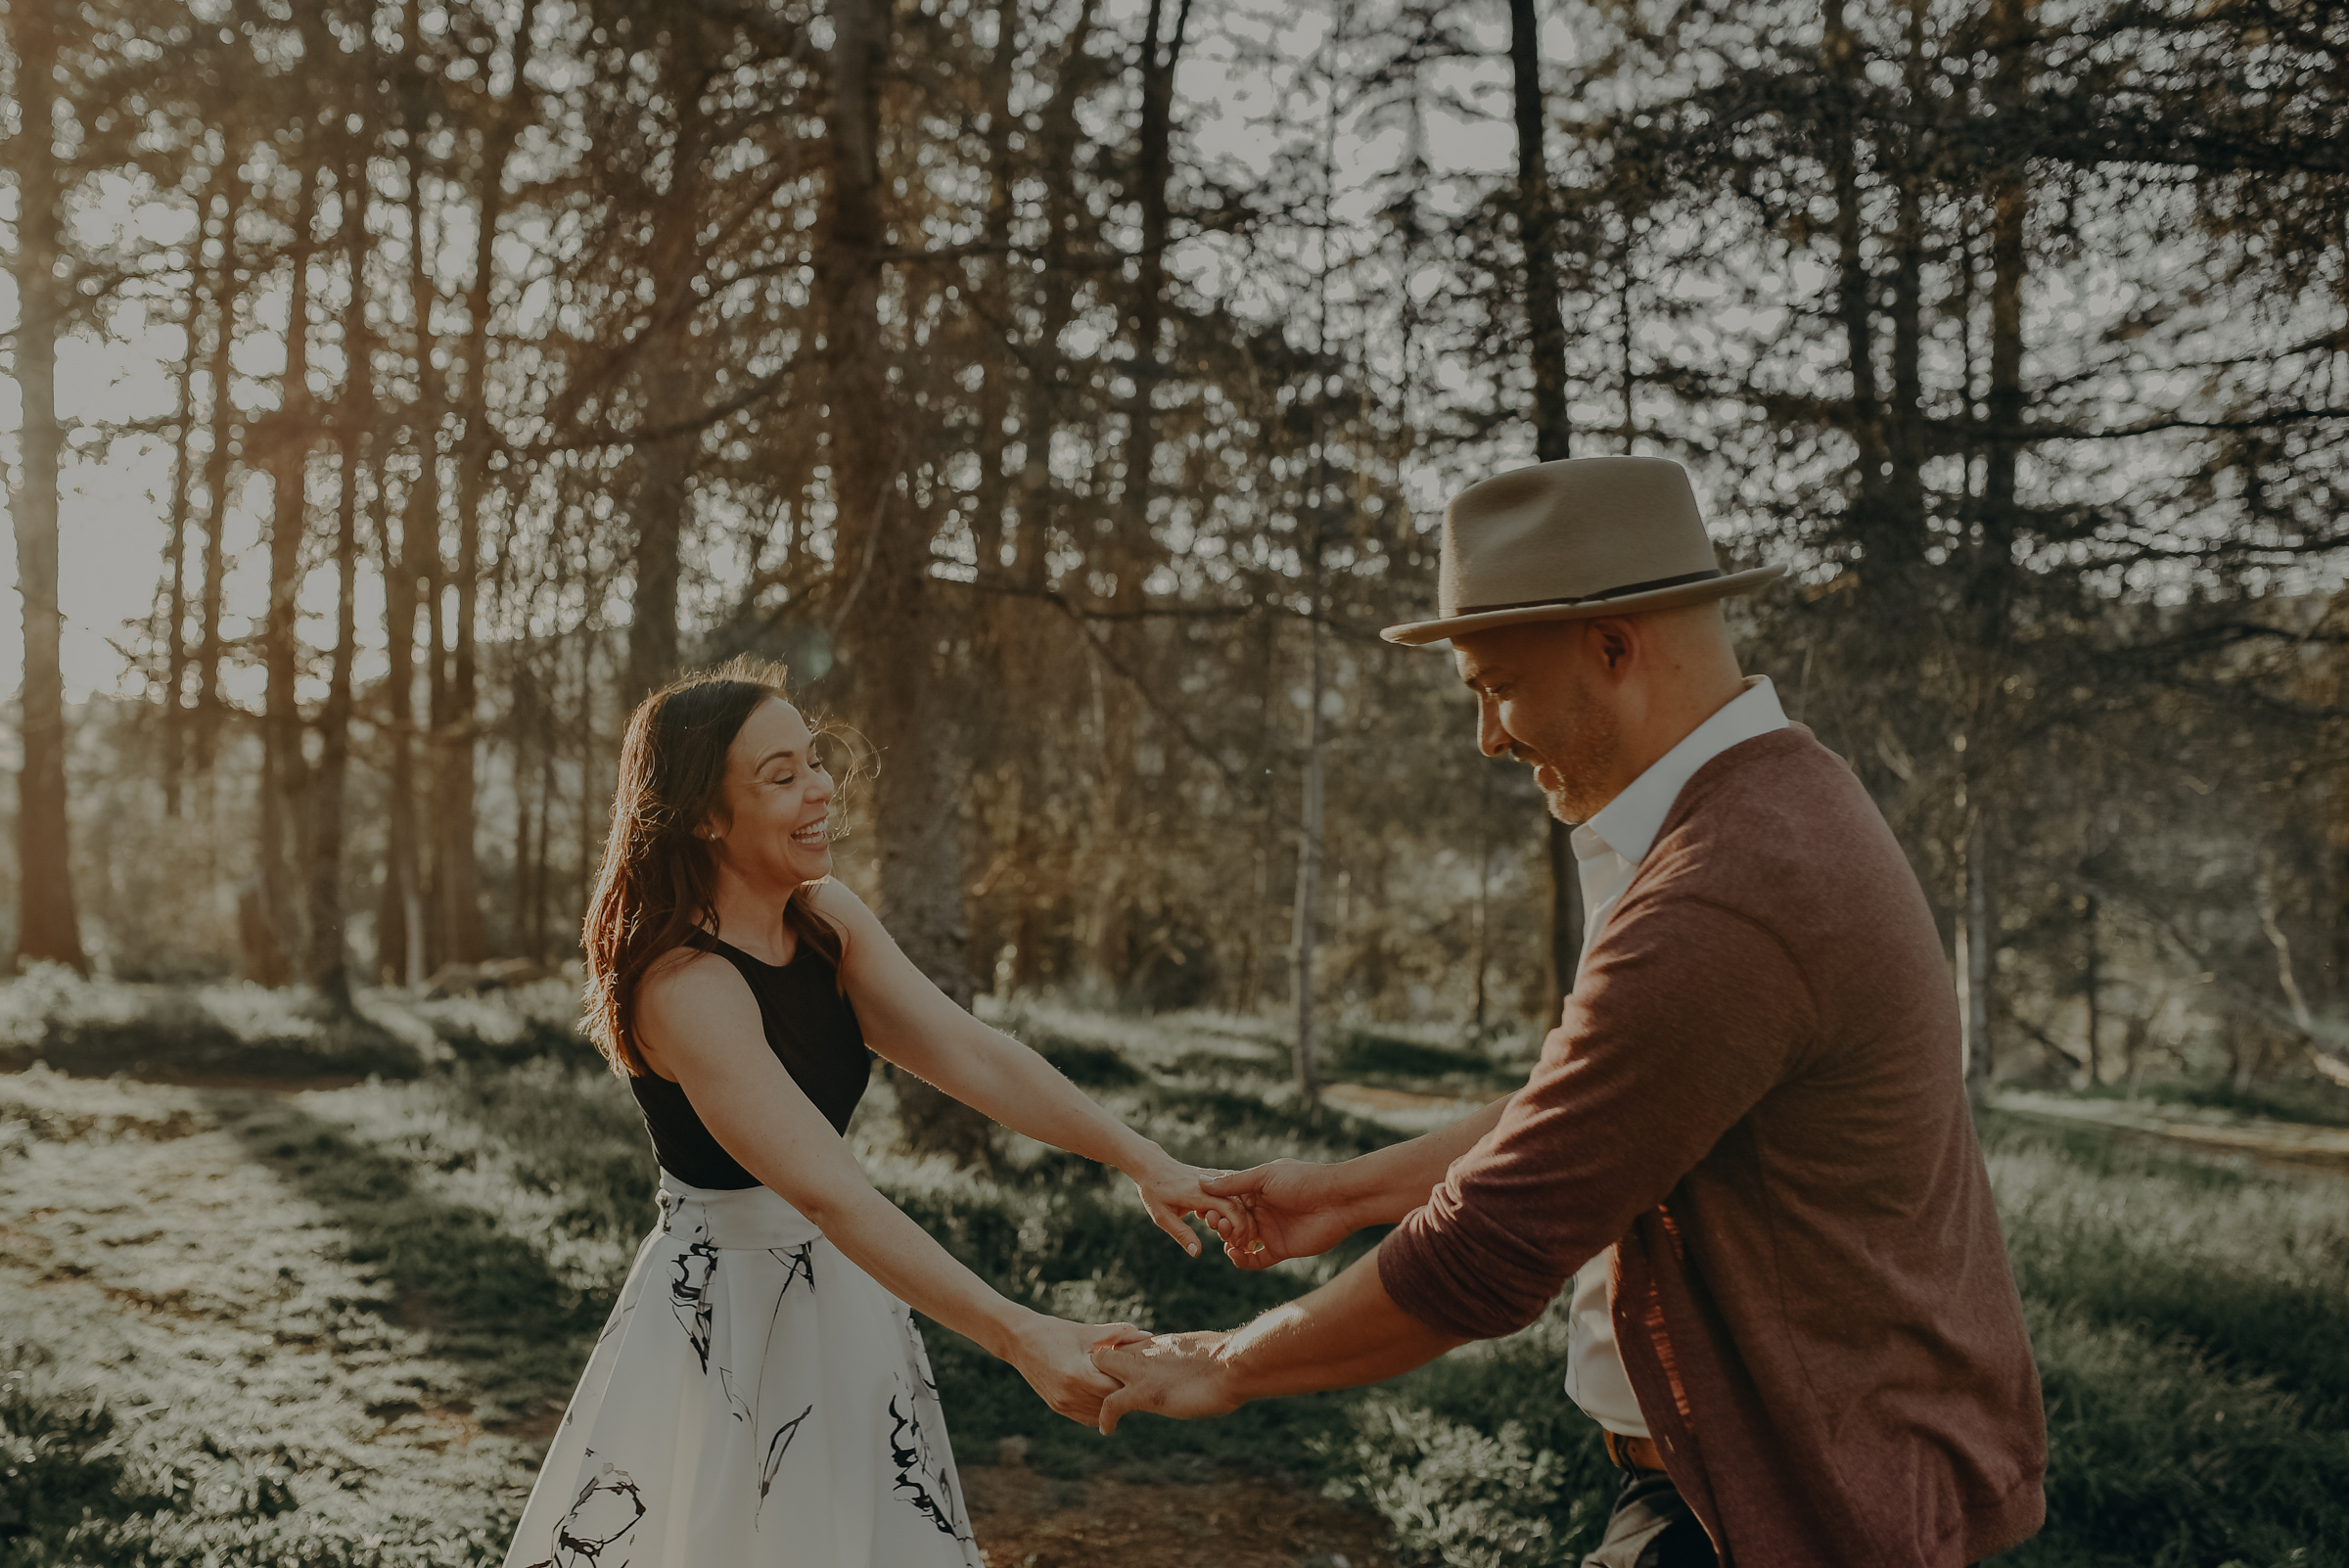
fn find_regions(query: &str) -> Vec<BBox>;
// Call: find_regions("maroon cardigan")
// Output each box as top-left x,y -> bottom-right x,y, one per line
1379,727 -> 2046,1567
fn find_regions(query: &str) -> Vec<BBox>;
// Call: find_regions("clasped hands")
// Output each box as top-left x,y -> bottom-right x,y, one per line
1016,1157 -> 1349,1432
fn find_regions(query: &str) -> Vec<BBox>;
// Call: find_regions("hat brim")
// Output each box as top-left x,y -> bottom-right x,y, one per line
1378,564 -> 1788,647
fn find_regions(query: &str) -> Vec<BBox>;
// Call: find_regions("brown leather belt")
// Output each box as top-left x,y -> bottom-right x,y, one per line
1602,1428 -> 1670,1473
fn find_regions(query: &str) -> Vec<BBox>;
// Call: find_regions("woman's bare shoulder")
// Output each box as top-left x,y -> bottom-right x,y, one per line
806,877 -> 882,934
637,945 -> 757,1025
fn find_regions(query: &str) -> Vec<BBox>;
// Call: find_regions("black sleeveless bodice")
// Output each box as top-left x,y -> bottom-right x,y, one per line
629,930 -> 871,1189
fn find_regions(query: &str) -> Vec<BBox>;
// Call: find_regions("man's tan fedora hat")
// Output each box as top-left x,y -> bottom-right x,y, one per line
1381,456 -> 1784,646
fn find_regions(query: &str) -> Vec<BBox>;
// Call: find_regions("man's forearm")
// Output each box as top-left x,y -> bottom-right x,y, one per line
1092,1241 -> 1469,1431
1339,1094 -> 1513,1224
1217,1246 -> 1463,1399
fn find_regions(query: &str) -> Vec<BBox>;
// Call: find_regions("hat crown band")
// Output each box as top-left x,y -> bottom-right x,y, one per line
1453,568 -> 1725,618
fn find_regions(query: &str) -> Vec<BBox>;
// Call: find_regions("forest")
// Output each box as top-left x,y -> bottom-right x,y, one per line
5,3 -> 2349,1564
3,0 -> 2345,1101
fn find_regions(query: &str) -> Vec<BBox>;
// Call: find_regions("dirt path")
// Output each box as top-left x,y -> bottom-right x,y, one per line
1995,1089 -> 2349,1176
965,1464 -> 1394,1568
0,1068 -> 543,1547
1320,1082 -> 1487,1132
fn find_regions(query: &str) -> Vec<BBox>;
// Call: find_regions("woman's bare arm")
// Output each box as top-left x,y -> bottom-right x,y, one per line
1199,1095 -> 1515,1268
809,880 -> 1248,1254
637,951 -> 1133,1423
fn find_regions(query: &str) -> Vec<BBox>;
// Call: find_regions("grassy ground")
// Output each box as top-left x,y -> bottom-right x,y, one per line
1,982 -> 2344,1566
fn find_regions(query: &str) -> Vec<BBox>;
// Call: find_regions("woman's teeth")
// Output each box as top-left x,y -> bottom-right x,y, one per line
792,823 -> 828,846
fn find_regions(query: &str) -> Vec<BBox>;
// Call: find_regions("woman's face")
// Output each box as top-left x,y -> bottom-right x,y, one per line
705,698 -> 835,887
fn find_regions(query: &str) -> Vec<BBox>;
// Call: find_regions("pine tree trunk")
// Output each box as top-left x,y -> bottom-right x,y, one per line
433,4 -> 537,968
254,160 -> 320,989
306,451 -> 361,1012
382,144 -> 438,988
623,10 -> 698,704
1962,0 -> 2031,1090
1981,0 -> 2030,539
1507,0 -> 1586,1022
1962,809 -> 1995,1106
378,481 -> 424,985
531,703 -> 556,961
305,153 -> 370,1015
970,0 -> 1019,581
1508,0 -> 1569,468
2082,894 -> 2100,1084
1822,0 -> 1888,545
161,231 -> 212,819
824,0 -> 989,1166
1291,594 -> 1326,1110
1884,0 -> 1929,558
195,183 -> 240,772
1082,0 -> 1190,996
4,7 -> 87,973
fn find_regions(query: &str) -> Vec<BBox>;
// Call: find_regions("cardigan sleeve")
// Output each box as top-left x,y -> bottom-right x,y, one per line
1378,892 -> 1819,1341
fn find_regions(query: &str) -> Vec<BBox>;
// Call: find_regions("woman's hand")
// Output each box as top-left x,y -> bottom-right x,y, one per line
1125,1153 -> 1258,1258
1009,1313 -> 1147,1426
1199,1159 -> 1365,1269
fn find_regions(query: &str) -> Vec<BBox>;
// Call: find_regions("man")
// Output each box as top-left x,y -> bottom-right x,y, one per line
1093,457 -> 2047,1568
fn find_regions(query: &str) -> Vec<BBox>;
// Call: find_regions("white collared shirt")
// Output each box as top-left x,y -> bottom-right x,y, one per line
1558,675 -> 1789,1438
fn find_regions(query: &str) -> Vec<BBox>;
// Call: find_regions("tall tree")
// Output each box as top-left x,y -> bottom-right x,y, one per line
433,0 -> 544,965
159,236 -> 207,818
611,2 -> 713,706
822,0 -> 990,1162
305,148 -> 375,1015
193,168 -> 242,772
1958,0 -> 2036,1105
1507,0 -> 1583,1016
379,0 -> 441,987
3,1 -> 87,972
251,155 -> 320,988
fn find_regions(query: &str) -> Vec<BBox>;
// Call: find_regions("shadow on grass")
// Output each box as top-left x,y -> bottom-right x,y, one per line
1985,1113 -> 2349,1417
217,1094 -> 609,1406
1325,1029 -> 1528,1094
1137,1083 -> 1398,1160
1,1006 -> 421,1084
900,1174 -> 1392,1480
0,1364 -> 193,1555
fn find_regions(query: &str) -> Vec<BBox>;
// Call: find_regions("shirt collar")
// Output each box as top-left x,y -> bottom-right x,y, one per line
1581,675 -> 1788,867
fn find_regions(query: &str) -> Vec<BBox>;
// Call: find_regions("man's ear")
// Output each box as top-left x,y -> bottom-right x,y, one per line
1589,618 -> 1635,674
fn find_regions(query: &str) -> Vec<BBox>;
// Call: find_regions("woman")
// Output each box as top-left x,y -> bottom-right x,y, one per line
506,661 -> 1246,1567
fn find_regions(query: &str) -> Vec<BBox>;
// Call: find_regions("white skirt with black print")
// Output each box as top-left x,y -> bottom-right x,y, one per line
503,1173 -> 984,1568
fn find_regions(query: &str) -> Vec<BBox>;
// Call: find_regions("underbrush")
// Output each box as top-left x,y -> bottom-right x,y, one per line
0,966 -> 587,1083
2072,1075 -> 2349,1130
3,1004 -> 2345,1566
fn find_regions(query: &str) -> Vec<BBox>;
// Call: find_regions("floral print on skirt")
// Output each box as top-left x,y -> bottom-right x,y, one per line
504,1174 -> 983,1568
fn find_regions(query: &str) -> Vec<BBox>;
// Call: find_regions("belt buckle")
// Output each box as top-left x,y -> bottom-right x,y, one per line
1603,1429 -> 1661,1474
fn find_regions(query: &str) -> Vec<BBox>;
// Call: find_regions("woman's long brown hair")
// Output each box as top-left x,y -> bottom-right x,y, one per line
581,657 -> 844,1077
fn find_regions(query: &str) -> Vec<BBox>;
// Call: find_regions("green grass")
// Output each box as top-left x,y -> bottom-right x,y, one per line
1983,1114 -> 2349,1567
1322,1028 -> 1527,1094
2,996 -> 2345,1566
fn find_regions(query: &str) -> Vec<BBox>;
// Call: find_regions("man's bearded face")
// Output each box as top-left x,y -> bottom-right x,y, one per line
1456,623 -> 1626,826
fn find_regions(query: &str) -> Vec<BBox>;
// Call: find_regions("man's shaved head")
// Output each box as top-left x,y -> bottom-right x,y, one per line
1451,602 -> 1744,824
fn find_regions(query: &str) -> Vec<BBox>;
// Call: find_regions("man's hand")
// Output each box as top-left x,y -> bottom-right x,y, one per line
1090,1331 -> 1243,1434
1009,1314 -> 1150,1427
1127,1155 -> 1255,1258
1199,1159 -> 1364,1269
1092,1254 -> 1466,1434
